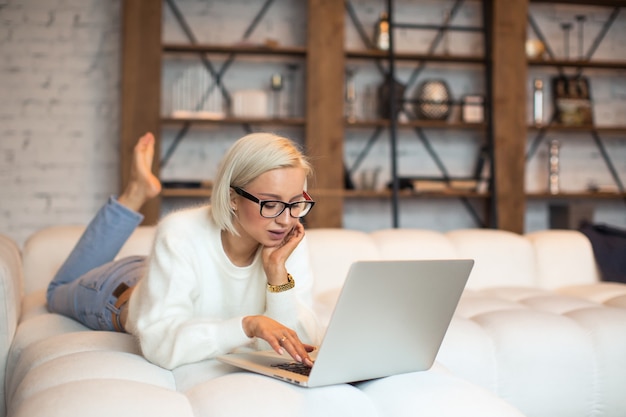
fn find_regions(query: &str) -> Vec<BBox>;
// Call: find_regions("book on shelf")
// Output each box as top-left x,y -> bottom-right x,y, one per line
162,180 -> 213,189
449,179 -> 479,191
409,178 -> 479,193
412,180 -> 448,192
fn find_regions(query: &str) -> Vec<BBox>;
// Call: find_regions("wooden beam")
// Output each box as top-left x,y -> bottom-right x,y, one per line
120,0 -> 162,225
305,0 -> 346,228
490,0 -> 529,234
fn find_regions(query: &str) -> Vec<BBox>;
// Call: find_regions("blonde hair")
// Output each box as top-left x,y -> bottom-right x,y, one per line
211,132 -> 312,234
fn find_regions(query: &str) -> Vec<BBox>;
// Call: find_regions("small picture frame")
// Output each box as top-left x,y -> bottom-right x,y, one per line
461,95 -> 484,123
552,76 -> 593,126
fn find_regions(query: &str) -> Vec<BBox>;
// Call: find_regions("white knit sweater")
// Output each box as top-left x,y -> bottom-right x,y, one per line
126,205 -> 320,369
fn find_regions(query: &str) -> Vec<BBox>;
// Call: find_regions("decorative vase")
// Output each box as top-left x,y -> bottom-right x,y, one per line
377,77 -> 406,120
413,80 -> 452,120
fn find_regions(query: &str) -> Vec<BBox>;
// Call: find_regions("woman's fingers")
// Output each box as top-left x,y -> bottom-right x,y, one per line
275,331 -> 313,366
245,316 -> 313,366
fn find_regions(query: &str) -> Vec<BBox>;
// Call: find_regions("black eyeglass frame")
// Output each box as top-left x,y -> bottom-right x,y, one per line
232,186 -> 316,218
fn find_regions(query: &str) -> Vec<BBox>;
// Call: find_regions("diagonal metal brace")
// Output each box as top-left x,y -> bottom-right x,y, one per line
161,0 -> 276,169
412,127 -> 452,181
590,130 -> 625,194
405,0 -> 465,89
347,127 -> 384,175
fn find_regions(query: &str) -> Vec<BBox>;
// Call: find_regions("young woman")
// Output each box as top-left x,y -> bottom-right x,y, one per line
46,132 -> 320,370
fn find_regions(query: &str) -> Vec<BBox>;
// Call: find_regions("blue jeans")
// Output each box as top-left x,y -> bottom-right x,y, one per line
46,197 -> 147,331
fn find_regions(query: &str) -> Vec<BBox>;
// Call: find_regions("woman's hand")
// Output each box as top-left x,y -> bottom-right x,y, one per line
261,222 -> 305,285
242,315 -> 315,366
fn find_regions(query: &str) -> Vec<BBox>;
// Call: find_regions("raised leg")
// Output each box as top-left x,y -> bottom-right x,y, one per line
47,132 -> 160,293
46,133 -> 161,331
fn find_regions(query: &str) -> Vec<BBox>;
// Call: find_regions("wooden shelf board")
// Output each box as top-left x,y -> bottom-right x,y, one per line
527,192 -> 626,200
311,188 -> 491,199
162,188 -> 212,198
528,58 -> 626,70
162,187 -> 491,200
528,125 -> 626,134
346,119 -> 487,130
346,49 -> 485,64
530,0 -> 626,7
161,117 -> 484,130
163,43 -> 307,57
161,116 -> 306,126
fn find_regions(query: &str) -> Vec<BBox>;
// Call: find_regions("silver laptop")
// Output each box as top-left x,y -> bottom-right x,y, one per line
217,259 -> 473,388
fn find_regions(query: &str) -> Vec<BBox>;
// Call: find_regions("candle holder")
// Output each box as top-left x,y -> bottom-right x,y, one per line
576,15 -> 586,60
561,22 -> 572,60
270,73 -> 284,118
549,139 -> 560,194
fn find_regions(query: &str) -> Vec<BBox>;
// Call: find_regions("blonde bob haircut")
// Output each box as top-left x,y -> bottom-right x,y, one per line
211,132 -> 313,235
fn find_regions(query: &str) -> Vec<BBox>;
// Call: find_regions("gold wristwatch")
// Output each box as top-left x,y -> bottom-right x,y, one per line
267,273 -> 295,293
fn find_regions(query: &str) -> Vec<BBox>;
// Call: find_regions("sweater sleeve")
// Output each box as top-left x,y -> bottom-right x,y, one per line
127,220 -> 251,369
263,235 -> 322,347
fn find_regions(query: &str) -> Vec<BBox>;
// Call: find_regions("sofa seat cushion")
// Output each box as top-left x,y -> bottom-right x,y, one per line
557,282 -> 626,308
12,379 -> 195,417
356,364 -> 525,417
7,293 -> 526,417
438,287 -> 626,417
183,372 -> 380,417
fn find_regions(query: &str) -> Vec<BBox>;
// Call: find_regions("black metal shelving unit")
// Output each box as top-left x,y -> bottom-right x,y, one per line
159,0 -> 307,188
526,1 -> 626,206
344,0 -> 495,228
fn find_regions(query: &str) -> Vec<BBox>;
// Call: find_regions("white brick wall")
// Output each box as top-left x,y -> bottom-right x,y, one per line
0,0 -> 121,245
0,0 -> 624,246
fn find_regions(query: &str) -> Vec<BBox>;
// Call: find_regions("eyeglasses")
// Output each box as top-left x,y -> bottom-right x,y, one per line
232,187 -> 315,219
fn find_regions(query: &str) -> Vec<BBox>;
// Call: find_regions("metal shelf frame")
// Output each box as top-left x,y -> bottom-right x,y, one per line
344,0 -> 495,228
526,4 -> 626,204
160,0 -> 305,169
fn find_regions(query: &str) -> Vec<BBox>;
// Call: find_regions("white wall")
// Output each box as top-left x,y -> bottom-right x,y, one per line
1,0 -> 625,246
0,0 -> 121,245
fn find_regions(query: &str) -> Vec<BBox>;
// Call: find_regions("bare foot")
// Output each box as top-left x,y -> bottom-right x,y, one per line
118,132 -> 162,212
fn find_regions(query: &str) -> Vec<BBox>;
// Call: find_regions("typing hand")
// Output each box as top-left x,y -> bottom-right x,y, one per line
242,315 -> 314,367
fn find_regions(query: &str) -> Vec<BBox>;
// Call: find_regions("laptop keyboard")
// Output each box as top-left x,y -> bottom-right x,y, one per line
271,362 -> 312,376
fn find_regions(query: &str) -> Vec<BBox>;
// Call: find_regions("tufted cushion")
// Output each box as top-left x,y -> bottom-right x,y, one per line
21,226 -> 156,296
0,235 -> 22,417
446,229 -> 537,289
305,229 -> 380,326
438,287 -> 626,416
526,230 -> 601,289
369,229 -> 457,260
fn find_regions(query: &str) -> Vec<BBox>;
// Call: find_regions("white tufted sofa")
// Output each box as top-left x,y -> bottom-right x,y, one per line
2,226 -> 626,417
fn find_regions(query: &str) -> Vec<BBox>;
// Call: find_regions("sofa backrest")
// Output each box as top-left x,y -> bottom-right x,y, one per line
446,229 -> 539,288
370,229 -> 458,260
0,234 -> 23,417
21,225 -> 156,296
526,229 -> 601,289
19,225 -> 600,297
305,229 -> 381,297
312,228 -> 540,289
312,228 -> 544,290
308,228 -> 600,291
